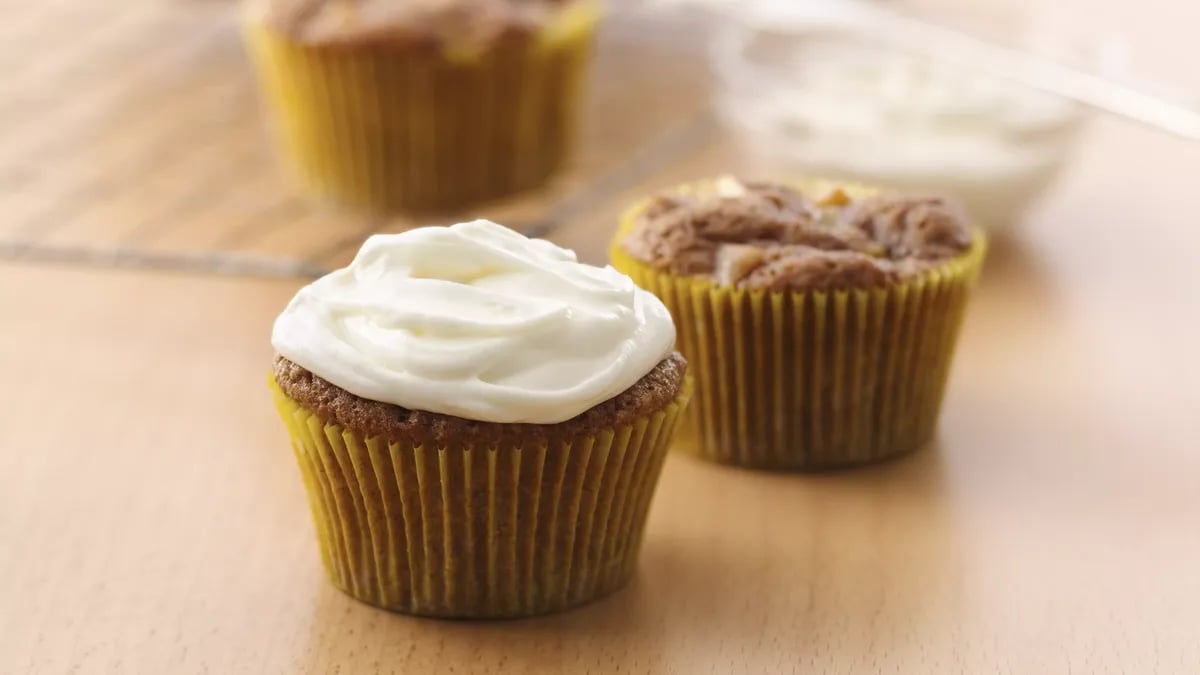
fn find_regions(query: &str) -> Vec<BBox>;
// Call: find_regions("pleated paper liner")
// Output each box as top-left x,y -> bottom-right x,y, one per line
244,1 -> 598,212
270,376 -> 691,618
610,183 -> 986,470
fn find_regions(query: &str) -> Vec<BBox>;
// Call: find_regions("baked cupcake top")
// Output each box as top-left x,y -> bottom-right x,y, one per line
620,177 -> 974,291
249,0 -> 581,47
272,219 -> 676,425
273,353 -> 686,444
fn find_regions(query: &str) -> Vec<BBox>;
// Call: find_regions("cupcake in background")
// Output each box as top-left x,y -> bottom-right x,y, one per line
270,219 -> 690,618
611,177 -> 985,470
244,0 -> 599,213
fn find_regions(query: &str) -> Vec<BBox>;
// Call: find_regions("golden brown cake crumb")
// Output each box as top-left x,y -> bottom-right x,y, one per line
250,0 -> 576,47
621,178 -> 972,291
273,353 -> 688,445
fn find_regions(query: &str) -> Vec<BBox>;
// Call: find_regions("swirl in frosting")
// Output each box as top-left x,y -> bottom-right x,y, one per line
271,219 -> 676,424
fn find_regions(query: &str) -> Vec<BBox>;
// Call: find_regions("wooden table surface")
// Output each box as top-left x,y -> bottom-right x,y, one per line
2,1 -> 1199,673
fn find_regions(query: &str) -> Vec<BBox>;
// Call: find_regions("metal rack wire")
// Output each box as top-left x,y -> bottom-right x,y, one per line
0,0 -> 718,279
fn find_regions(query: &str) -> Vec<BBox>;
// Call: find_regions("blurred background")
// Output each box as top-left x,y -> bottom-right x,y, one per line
1,0 -> 1196,276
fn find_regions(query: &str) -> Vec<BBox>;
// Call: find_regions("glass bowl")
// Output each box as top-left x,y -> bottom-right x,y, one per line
710,23 -> 1090,233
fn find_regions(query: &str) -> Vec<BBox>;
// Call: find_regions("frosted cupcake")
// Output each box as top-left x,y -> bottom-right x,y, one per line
610,177 -> 984,470
270,220 -> 689,617
244,0 -> 599,212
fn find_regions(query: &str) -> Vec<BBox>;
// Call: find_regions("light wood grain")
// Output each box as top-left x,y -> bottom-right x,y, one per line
2,0 -> 1200,673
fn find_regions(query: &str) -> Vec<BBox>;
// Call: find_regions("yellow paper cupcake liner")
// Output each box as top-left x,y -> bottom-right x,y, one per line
270,376 -> 690,618
610,187 -> 986,470
244,2 -> 598,212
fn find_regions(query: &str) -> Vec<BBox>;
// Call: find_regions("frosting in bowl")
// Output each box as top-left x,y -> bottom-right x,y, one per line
713,36 -> 1084,230
271,220 -> 676,424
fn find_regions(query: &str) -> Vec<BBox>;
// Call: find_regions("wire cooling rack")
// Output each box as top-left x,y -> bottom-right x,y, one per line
0,0 -> 718,279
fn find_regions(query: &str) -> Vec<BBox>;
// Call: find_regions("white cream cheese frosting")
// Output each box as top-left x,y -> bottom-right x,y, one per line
271,219 -> 676,424
715,40 -> 1083,229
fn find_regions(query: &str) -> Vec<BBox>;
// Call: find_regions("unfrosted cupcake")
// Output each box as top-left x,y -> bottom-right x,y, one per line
244,0 -> 598,212
610,177 -> 985,470
270,219 -> 689,618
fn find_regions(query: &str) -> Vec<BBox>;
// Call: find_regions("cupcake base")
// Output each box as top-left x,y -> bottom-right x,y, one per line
665,264 -> 982,470
271,377 -> 689,618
